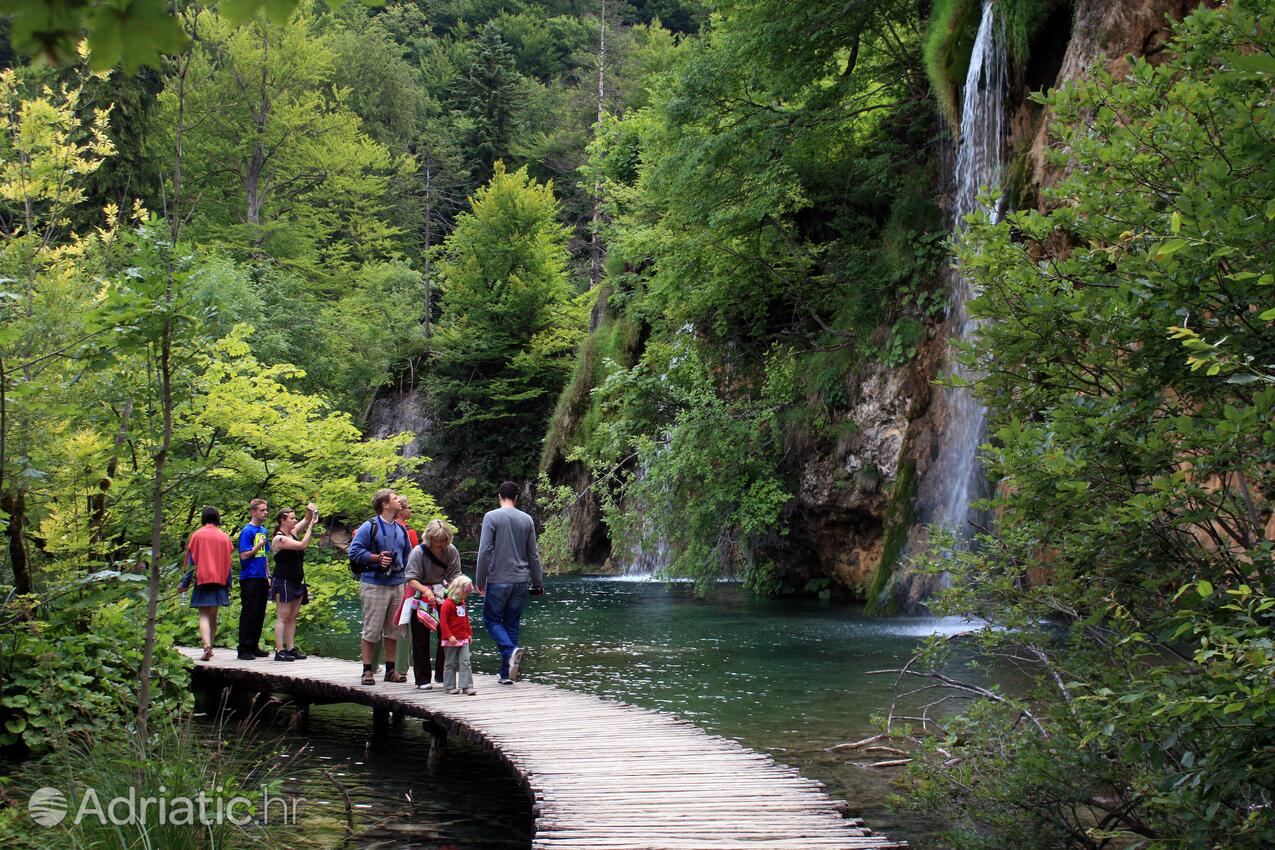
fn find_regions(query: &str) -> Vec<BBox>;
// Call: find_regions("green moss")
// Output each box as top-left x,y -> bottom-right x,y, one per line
923,0 -> 983,127
540,295 -> 644,472
865,453 -> 917,614
923,0 -> 1069,126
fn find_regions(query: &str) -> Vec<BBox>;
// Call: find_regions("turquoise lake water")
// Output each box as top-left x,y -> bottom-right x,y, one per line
212,575 -> 980,848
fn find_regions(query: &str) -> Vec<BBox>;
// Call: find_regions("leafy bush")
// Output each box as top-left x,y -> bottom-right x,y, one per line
896,3 -> 1275,847
1,576 -> 193,756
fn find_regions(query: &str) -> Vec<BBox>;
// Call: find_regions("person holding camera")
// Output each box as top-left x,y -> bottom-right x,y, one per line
348,488 -> 412,686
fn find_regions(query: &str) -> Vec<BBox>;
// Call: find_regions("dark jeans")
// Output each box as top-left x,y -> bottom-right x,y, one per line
482,582 -> 529,679
410,612 -> 446,685
237,577 -> 269,652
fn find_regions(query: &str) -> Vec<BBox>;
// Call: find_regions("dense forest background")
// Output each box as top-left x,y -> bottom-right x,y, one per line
1,0 -> 1273,848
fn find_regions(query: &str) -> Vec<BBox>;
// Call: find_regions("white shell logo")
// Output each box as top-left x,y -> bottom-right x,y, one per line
28,787 -> 68,826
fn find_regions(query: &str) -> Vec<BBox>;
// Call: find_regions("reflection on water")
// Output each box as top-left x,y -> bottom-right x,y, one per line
196,700 -> 533,849
230,576 -> 979,847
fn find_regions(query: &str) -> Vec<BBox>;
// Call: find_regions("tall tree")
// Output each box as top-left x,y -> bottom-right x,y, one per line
459,24 -> 523,181
430,163 -> 585,502
156,8 -> 402,269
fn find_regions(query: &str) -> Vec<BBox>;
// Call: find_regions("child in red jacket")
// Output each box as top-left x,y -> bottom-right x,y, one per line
440,575 -> 475,695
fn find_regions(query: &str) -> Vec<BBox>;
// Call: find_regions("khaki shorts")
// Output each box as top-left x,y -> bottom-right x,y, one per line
359,581 -> 406,643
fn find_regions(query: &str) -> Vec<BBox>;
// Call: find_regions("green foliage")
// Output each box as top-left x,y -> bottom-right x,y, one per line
549,0 -> 942,587
899,3 -> 1275,846
460,24 -> 524,181
429,163 -> 585,506
0,576 -> 192,755
0,715 -> 295,849
589,340 -> 797,593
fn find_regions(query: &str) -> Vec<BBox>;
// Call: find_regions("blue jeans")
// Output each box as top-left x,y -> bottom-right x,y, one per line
482,582 -> 529,678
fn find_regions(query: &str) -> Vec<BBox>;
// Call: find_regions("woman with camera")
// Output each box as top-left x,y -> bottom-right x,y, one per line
270,501 -> 317,661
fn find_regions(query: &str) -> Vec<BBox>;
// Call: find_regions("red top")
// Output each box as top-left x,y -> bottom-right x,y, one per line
399,521 -> 420,549
187,524 -> 234,587
439,598 -> 472,645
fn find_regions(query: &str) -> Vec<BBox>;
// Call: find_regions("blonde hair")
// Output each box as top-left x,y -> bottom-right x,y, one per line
446,574 -> 474,602
422,518 -> 454,546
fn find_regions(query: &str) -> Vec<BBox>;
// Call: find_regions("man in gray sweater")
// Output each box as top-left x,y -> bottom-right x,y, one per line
475,481 -> 545,684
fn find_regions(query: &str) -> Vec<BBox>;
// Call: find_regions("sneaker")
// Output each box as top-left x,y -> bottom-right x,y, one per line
252,648 -> 270,658
274,651 -> 294,662
464,687 -> 477,695
286,648 -> 307,660
508,647 -> 525,681
417,683 -> 433,690
448,688 -> 460,695
237,651 -> 257,661
498,677 -> 513,685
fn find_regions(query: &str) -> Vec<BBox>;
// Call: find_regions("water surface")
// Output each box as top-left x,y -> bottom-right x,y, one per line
225,575 -> 980,847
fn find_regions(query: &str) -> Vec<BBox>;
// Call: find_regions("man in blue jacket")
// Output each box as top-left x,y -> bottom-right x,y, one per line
347,489 -> 412,686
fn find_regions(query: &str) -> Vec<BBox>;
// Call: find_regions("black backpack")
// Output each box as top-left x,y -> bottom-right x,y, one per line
348,519 -> 378,579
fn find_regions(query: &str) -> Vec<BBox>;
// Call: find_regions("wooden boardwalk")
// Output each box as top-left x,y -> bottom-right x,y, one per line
180,648 -> 901,850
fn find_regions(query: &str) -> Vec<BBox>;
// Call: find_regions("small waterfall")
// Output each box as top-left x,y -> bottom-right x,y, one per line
928,0 -> 1007,544
617,442 -> 671,577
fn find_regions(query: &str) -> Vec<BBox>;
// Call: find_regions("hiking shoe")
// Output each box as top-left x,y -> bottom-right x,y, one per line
287,648 -> 307,660
252,648 -> 270,658
508,647 -> 525,681
274,651 -> 294,662
237,651 -> 257,661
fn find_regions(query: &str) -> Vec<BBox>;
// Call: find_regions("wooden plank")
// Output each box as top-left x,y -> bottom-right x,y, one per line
179,647 -> 903,850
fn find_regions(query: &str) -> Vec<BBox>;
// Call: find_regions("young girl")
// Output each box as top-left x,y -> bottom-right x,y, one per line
439,575 -> 476,695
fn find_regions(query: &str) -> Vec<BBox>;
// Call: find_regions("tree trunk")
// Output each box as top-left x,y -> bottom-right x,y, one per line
423,163 -> 433,339
138,19 -> 191,749
588,0 -> 607,293
89,399 -> 132,549
1,488 -> 32,599
136,323 -> 172,748
245,28 -> 270,234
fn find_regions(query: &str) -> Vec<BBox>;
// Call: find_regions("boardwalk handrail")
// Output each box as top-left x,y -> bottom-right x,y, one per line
180,648 -> 901,850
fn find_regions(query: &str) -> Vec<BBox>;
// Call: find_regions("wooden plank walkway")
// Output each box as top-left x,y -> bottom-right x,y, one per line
179,648 -> 901,850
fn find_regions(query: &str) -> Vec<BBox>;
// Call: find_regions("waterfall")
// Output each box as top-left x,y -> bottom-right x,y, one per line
928,0 -> 1007,544
617,442 -> 671,577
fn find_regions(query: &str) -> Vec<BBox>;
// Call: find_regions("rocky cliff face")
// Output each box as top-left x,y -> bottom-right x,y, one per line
372,0 -> 1198,601
764,0 -> 1196,609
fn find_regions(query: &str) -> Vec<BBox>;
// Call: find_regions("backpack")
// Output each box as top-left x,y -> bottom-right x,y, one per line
348,519 -> 378,579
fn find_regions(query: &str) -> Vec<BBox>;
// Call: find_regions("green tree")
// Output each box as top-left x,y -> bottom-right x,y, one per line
459,24 -> 524,180
894,3 -> 1275,848
154,7 -> 404,270
430,163 -> 585,506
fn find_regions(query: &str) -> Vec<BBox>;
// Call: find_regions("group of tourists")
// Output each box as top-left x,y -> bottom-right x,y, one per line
181,480 -> 545,693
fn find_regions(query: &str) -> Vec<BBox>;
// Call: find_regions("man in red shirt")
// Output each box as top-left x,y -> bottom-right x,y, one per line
186,506 -> 235,661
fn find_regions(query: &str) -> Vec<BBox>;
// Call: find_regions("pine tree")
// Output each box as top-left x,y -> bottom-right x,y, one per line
461,24 -> 523,181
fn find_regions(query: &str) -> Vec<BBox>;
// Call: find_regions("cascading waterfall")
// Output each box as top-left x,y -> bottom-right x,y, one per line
619,441 -> 671,577
928,0 -> 1007,544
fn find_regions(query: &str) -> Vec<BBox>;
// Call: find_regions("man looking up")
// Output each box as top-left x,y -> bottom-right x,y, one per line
348,489 -> 411,685
237,498 -> 271,660
475,481 -> 544,684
